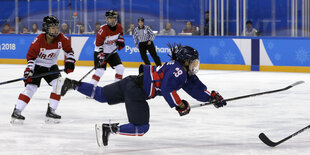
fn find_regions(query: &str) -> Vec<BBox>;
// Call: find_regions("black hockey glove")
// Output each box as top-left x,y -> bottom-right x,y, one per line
23,67 -> 33,84
64,52 -> 75,74
116,37 -> 125,50
210,91 -> 227,108
65,61 -> 75,74
94,51 -> 106,68
175,100 -> 191,116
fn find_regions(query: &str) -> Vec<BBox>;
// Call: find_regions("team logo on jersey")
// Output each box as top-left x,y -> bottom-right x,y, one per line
38,49 -> 57,60
58,42 -> 62,49
105,40 -> 116,45
40,48 -> 46,52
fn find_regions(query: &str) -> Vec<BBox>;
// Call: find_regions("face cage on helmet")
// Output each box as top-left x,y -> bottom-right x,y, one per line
188,59 -> 200,75
47,23 -> 59,37
106,16 -> 117,27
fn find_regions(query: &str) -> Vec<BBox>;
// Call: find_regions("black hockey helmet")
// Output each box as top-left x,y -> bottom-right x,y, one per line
169,43 -> 200,75
105,10 -> 117,27
138,17 -> 144,22
42,15 -> 60,37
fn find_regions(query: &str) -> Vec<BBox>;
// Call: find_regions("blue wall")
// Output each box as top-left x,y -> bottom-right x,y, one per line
1,34 -> 310,72
0,0 -> 302,36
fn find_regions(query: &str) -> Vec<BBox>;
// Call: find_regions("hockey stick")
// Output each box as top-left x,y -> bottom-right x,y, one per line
0,69 -> 64,86
78,46 -> 119,82
191,81 -> 304,108
259,124 -> 310,147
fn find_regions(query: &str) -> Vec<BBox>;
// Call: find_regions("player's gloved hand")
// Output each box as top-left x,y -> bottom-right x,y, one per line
96,52 -> 106,67
116,37 -> 125,50
64,52 -> 75,74
175,100 -> 191,116
65,61 -> 75,74
64,58 -> 75,74
23,67 -> 33,84
210,91 -> 227,108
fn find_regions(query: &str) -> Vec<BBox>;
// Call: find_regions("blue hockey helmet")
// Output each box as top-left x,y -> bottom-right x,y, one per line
173,45 -> 200,75
175,46 -> 199,63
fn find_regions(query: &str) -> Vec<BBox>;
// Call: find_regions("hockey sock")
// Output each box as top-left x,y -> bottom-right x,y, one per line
77,82 -> 107,103
119,123 -> 149,136
16,84 -> 37,111
115,73 -> 123,82
90,68 -> 104,86
49,93 -> 61,110
77,82 -> 95,97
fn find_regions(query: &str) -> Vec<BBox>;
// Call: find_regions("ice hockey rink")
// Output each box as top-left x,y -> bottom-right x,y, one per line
0,64 -> 309,155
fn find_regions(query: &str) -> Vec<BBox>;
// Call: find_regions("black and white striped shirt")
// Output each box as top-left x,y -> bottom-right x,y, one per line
133,25 -> 155,44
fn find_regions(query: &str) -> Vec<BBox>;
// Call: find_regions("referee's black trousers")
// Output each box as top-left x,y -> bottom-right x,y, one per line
138,41 -> 162,66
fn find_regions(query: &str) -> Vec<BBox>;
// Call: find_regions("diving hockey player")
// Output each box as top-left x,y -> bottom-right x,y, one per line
57,43 -> 226,146
11,15 -> 75,124
90,10 -> 125,88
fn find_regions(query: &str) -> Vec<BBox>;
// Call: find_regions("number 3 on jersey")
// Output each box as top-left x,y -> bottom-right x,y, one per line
173,67 -> 183,77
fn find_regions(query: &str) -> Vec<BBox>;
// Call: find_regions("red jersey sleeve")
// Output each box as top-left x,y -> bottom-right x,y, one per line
26,36 -> 41,61
95,27 -> 106,47
61,33 -> 73,54
60,33 -> 75,62
118,24 -> 124,36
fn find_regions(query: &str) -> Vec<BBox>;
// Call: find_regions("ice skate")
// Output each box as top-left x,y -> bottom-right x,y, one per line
45,104 -> 61,124
95,123 -> 119,147
57,78 -> 80,96
10,107 -> 25,124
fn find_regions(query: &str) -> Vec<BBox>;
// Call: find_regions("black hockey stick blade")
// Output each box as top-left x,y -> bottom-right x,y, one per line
0,69 -> 64,86
258,133 -> 278,147
259,124 -> 310,147
78,46 -> 119,82
191,81 -> 305,108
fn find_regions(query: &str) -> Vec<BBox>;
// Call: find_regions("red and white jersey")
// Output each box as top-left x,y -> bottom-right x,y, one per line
94,23 -> 123,54
26,33 -> 74,68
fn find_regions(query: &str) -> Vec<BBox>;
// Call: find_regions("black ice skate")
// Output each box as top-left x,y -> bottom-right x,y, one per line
10,107 -> 25,124
60,78 -> 80,96
45,104 -> 61,123
95,123 -> 119,147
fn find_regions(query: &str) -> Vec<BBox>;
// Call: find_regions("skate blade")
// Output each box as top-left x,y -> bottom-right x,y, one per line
45,117 -> 61,124
95,124 -> 104,147
55,77 -> 65,95
10,118 -> 24,125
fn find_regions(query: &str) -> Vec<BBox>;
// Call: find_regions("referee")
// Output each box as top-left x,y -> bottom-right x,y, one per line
133,17 -> 162,66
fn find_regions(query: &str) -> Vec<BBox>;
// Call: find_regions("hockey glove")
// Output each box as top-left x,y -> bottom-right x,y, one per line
64,52 -> 75,74
116,37 -> 125,50
65,61 -> 75,74
23,60 -> 35,84
23,67 -> 33,84
94,51 -> 106,68
64,59 -> 75,74
210,91 -> 227,108
175,100 -> 191,116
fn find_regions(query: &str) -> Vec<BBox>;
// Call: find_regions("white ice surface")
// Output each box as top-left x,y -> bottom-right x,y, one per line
0,64 -> 309,155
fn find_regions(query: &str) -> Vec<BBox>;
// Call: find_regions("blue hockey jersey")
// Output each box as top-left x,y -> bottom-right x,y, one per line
139,60 -> 212,108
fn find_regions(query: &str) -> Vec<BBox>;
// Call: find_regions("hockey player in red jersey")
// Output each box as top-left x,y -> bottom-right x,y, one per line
90,10 -> 125,88
10,15 -> 75,123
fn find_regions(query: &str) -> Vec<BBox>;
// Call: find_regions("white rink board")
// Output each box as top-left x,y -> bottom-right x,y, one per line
0,64 -> 310,155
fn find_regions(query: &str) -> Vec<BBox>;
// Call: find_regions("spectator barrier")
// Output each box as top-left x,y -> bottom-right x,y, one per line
0,34 -> 309,73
